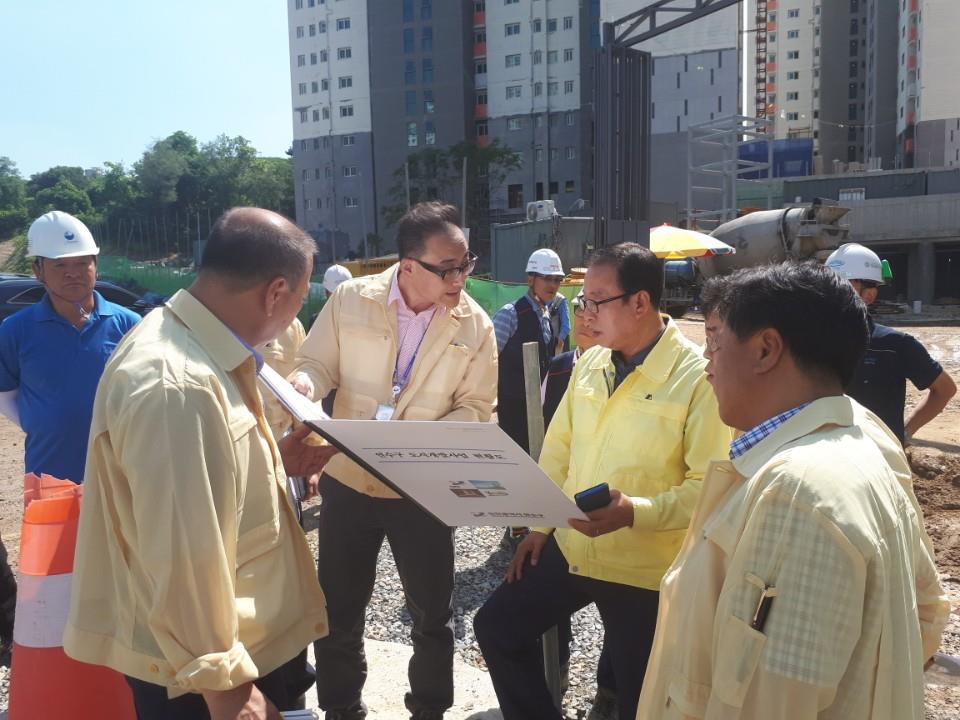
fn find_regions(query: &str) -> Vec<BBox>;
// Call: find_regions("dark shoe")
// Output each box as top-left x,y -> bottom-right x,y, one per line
585,686 -> 618,720
325,702 -> 367,720
405,692 -> 445,720
559,660 -> 569,696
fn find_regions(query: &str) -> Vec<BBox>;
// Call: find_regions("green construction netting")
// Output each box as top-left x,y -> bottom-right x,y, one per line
96,257 -> 582,328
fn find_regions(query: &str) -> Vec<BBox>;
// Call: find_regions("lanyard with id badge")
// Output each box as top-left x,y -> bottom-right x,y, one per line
376,327 -> 429,421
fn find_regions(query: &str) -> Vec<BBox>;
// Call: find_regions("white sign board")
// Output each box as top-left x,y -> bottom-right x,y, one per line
259,366 -> 586,528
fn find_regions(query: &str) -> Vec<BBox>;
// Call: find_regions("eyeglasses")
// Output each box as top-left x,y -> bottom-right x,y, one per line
579,290 -> 636,315
412,252 -> 478,282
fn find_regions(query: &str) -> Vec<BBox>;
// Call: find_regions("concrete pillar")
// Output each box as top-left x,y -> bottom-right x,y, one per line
913,241 -> 936,306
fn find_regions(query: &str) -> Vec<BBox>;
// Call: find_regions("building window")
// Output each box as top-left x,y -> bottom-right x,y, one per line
850,19 -> 859,35
311,81 -> 319,93
343,166 -> 359,177
506,53 -> 521,67
318,21 -> 327,33
786,112 -> 799,120
849,61 -> 858,78
550,148 -> 559,161
304,198 -> 309,210
506,85 -> 522,99
296,26 -> 304,38
787,8 -> 799,17
297,54 -> 306,67
564,48 -> 574,62
299,109 -> 308,123
312,109 -> 320,121
533,82 -> 543,96
339,76 -> 353,89
563,80 -> 574,94
309,23 -> 316,36
338,47 -> 352,59
849,40 -> 858,56
535,114 -> 545,127
315,168 -> 320,179
424,90 -> 435,113
508,117 -> 523,130
405,90 -> 417,115
342,135 -> 355,146
475,59 -> 487,74
787,91 -> 799,101
425,121 -> 436,145
535,148 -> 544,162
549,181 -> 558,195
320,79 -> 329,91
475,0 -> 485,10
848,104 -> 857,120
565,180 -> 575,193
404,28 -> 415,53
547,18 -> 558,32
405,61 -> 416,84
422,26 -> 433,52
408,122 -> 418,146
298,82 -> 307,95
787,50 -> 799,60
337,18 -> 351,31
421,0 -> 432,20
563,16 -> 573,30
320,50 -> 328,62
532,18 -> 542,32
565,147 -> 575,160
476,120 -> 488,137
340,104 -> 354,117
787,29 -> 799,39
505,0 -> 519,4
848,82 -> 857,99
344,197 -> 359,208
403,0 -> 414,22
476,90 -> 487,106
533,50 -> 543,65
506,22 -> 521,36
422,58 -> 434,83
508,184 -> 524,209
565,112 -> 575,126
295,0 -> 303,9
322,107 -> 330,119
787,71 -> 800,80
768,53 -> 776,63
474,27 -> 486,44
313,138 -> 319,149
548,81 -> 558,95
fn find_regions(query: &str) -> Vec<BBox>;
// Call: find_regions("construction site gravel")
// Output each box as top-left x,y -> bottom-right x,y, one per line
0,317 -> 957,718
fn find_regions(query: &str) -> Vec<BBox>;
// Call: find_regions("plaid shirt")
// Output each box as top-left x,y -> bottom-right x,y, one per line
729,403 -> 809,459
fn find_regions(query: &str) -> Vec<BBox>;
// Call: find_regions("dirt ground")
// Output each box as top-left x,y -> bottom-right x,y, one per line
0,317 -> 958,715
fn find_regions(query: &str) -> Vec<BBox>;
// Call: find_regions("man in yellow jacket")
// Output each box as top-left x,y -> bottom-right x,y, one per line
291,201 -> 497,720
636,262 -> 949,720
474,243 -> 731,720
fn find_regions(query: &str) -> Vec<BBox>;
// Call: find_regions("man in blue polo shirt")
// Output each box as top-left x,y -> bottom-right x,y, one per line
0,210 -> 141,484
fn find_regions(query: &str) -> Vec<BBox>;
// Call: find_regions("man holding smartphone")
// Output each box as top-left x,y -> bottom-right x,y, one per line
474,243 -> 731,720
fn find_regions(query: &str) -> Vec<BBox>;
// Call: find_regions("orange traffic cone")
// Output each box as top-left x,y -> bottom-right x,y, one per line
8,474 -> 136,719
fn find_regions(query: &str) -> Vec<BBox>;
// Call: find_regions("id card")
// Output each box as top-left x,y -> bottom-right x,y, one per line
375,403 -> 395,421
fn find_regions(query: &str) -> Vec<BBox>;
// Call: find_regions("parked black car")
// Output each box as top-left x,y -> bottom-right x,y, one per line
0,274 -> 165,322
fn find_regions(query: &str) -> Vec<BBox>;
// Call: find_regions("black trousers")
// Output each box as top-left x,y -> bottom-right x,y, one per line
314,474 -> 455,717
474,536 -> 658,720
125,651 -> 312,720
497,397 -> 531,454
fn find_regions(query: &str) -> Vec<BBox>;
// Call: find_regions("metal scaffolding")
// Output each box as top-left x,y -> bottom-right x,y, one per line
686,115 -> 774,230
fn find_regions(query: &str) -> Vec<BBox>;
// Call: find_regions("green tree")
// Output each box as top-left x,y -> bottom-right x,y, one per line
240,157 -> 295,217
0,157 -> 29,239
31,179 -> 94,219
135,139 -> 191,207
26,165 -> 88,197
197,134 -> 258,211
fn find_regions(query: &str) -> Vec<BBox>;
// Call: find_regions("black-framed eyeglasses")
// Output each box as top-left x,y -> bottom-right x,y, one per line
580,290 -> 636,315
412,252 -> 478,282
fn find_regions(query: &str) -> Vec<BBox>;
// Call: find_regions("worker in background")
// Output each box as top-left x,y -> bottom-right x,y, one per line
540,293 -> 618,720
474,243 -> 731,720
65,208 -> 338,720
493,248 -> 570,453
637,262 -> 949,720
291,201 -> 497,720
826,243 -> 957,444
323,263 -> 353,299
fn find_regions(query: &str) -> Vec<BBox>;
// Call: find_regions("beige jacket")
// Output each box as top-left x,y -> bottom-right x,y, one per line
635,396 -> 949,720
261,318 -> 307,439
294,265 -> 498,498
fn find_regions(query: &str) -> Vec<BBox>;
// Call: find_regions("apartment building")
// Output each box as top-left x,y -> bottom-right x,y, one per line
897,0 -> 960,168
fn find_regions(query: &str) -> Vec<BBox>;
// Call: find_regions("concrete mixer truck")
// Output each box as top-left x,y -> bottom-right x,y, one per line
662,199 -> 851,317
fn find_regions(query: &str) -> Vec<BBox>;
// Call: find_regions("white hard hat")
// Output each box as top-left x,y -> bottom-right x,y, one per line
825,243 -> 884,284
526,248 -> 565,277
323,264 -> 353,293
27,211 -> 100,259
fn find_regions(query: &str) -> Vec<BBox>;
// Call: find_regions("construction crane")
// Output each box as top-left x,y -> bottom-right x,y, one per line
594,0 -> 742,247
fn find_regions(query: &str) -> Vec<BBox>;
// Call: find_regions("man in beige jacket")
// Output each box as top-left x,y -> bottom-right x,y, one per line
291,201 -> 497,720
635,262 -> 949,720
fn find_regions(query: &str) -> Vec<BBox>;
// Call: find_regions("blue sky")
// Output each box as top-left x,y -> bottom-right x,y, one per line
0,1 -> 293,178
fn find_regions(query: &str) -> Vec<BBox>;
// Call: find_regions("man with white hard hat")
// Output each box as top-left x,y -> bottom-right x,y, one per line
492,248 -> 570,453
0,210 -> 141,484
323,263 -> 353,298
826,243 -> 956,443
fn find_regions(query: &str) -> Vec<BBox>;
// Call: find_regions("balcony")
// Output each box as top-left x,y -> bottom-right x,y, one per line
475,72 -> 487,89
767,62 -> 777,73
474,103 -> 488,120
766,82 -> 776,93
474,11 -> 485,26
474,41 -> 486,58
908,25 -> 918,43
907,54 -> 917,70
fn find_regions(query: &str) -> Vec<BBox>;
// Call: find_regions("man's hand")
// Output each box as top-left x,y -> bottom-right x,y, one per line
506,531 -> 549,583
202,682 -> 281,720
567,489 -> 634,538
290,372 -> 315,399
305,473 -> 321,500
279,424 -> 339,477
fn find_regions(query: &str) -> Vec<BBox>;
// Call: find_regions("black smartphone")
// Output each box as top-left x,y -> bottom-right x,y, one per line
574,482 -> 611,512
